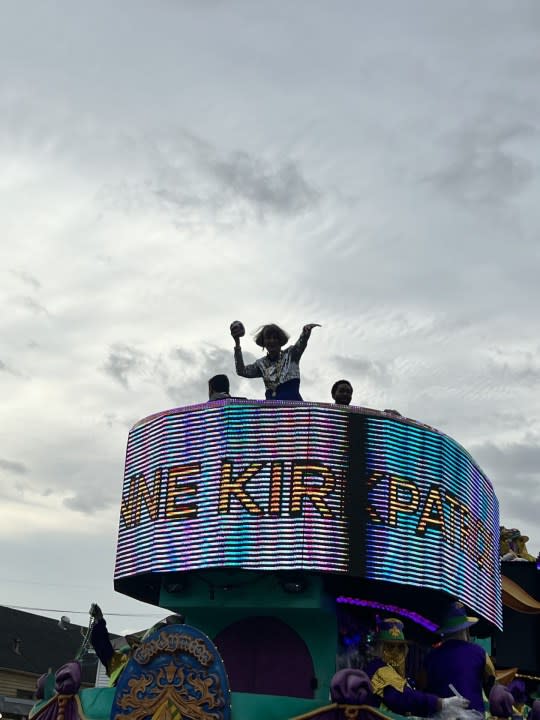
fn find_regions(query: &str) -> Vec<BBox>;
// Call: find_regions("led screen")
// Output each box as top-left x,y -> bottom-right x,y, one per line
115,400 -> 502,628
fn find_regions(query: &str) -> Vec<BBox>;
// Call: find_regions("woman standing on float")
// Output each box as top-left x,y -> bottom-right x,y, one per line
230,321 -> 320,400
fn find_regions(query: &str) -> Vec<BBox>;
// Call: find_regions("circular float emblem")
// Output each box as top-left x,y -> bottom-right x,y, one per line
111,624 -> 231,720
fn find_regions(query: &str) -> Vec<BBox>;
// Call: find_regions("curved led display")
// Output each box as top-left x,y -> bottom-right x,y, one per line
114,400 -> 502,628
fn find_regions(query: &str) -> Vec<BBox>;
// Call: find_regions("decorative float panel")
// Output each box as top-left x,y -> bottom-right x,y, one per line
115,401 -> 502,628
111,623 -> 231,720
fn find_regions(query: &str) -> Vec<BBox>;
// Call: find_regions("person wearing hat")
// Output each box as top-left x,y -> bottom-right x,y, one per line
425,601 -> 496,714
230,320 -> 320,400
508,529 -> 535,562
364,618 -> 469,717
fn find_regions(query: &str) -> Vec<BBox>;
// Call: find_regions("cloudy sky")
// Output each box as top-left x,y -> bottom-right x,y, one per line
1,0 -> 539,634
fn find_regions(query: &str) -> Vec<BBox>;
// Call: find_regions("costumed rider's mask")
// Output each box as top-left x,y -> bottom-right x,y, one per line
381,643 -> 408,678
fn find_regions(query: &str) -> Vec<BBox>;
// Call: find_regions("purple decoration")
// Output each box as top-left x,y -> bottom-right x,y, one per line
336,596 -> 437,631
507,679 -> 527,705
55,661 -> 82,695
489,684 -> 515,717
30,662 -> 82,720
331,669 -> 372,704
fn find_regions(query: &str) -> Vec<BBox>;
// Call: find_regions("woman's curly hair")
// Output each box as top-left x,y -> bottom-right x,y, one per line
254,324 -> 290,348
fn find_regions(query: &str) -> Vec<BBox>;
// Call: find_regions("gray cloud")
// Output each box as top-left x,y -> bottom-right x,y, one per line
471,440 -> 540,482
209,152 -> 319,217
425,120 -> 535,205
102,342 -> 242,404
0,358 -> 23,378
63,488 -> 116,514
11,270 -> 41,290
470,439 -> 540,533
333,354 -> 394,387
0,458 -> 28,475
485,350 -> 540,388
14,296 -> 49,315
102,412 -> 135,429
103,344 -> 147,388
113,137 -> 319,225
165,345 -> 239,404
2,0 -> 540,619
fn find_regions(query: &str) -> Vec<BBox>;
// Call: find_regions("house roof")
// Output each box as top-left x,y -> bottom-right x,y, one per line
0,606 -> 100,684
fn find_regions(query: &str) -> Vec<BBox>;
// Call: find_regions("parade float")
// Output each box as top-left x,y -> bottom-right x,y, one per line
30,399 -> 503,720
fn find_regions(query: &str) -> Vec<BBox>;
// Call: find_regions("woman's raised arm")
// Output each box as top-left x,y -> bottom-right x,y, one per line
290,323 -> 321,362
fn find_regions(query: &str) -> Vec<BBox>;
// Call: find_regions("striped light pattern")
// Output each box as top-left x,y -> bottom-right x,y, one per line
114,402 -> 501,629
115,401 -> 349,579
364,417 -> 502,629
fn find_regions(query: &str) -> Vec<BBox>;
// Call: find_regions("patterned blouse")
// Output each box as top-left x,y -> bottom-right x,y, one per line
234,329 -> 310,395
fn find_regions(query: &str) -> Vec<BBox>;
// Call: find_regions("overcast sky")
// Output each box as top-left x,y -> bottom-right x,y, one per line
1,0 -> 539,635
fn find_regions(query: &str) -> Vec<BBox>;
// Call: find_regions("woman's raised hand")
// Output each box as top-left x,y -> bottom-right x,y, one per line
303,323 -> 321,335
230,321 -> 246,340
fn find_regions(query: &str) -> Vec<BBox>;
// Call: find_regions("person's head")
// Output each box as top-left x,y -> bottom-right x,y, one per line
436,600 -> 478,639
331,380 -> 353,406
254,324 -> 289,356
373,618 -> 408,677
208,374 -> 230,398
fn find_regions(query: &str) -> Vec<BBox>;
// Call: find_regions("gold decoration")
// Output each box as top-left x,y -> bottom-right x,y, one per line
114,661 -> 225,720
134,631 -> 214,667
371,665 -> 407,697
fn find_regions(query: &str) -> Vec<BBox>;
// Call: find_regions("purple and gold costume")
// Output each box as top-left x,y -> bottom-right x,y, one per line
425,638 -> 495,713
365,657 -> 440,716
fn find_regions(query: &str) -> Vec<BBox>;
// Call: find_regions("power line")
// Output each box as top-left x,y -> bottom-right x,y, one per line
3,578 -> 101,589
6,604 -> 162,617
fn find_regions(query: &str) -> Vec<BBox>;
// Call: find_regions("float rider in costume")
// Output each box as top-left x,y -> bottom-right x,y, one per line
89,604 -> 140,686
364,618 -> 469,717
425,600 -> 496,714
89,604 -> 185,686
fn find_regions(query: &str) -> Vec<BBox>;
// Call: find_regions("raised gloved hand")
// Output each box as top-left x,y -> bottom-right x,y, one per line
302,323 -> 321,335
89,603 -> 103,621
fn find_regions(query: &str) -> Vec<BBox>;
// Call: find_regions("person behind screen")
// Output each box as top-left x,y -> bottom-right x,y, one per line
383,408 -> 403,418
364,618 -> 468,717
230,320 -> 320,400
208,374 -> 231,401
424,600 -> 496,714
331,380 -> 353,406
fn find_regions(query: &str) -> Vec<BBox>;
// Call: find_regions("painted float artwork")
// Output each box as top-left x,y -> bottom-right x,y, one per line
111,624 -> 231,720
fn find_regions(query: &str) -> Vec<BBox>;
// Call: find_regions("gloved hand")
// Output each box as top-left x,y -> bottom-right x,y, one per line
441,696 -> 470,711
89,603 -> 103,621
